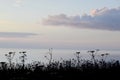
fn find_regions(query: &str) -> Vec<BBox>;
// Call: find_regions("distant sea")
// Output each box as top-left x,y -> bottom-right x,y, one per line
0,48 -> 120,64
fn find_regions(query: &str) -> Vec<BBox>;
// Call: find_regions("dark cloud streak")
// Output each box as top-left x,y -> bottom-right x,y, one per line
0,32 -> 37,38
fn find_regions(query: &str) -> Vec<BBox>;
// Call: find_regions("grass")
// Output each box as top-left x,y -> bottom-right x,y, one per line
0,50 -> 120,80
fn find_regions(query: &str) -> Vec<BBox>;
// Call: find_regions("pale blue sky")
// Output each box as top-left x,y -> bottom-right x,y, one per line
0,0 -> 120,21
0,0 -> 120,50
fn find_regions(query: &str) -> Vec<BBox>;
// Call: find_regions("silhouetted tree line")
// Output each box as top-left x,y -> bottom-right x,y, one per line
0,49 -> 120,80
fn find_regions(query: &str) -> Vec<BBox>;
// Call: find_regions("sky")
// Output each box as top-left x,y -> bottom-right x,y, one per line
0,0 -> 120,50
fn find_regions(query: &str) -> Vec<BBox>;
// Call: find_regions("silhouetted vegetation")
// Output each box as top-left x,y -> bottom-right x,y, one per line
0,50 -> 120,80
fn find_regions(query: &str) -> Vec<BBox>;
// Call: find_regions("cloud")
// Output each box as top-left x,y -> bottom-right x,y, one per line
42,7 -> 120,31
0,32 -> 37,38
0,20 -> 13,25
14,0 -> 24,7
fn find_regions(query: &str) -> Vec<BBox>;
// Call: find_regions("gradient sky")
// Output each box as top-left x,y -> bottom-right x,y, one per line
0,0 -> 120,50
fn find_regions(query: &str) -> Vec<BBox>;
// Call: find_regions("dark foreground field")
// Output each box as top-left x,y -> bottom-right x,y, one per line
0,50 -> 120,80
0,59 -> 120,80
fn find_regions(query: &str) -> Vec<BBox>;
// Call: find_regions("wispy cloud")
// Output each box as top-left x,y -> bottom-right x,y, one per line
0,20 -> 13,25
14,0 -> 24,7
0,32 -> 37,38
42,7 -> 120,31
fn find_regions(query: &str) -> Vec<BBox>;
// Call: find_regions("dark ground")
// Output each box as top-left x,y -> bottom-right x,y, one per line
0,59 -> 120,80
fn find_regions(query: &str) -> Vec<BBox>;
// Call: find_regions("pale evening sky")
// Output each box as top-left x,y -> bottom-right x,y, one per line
0,0 -> 120,50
